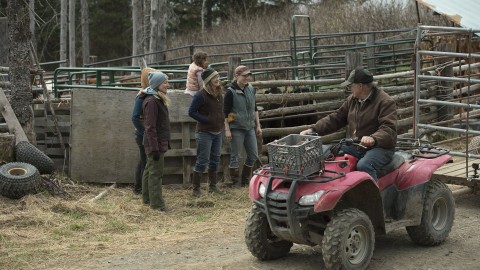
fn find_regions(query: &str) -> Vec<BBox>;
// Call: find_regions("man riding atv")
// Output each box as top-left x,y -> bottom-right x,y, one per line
301,67 -> 397,181
246,68 -> 455,270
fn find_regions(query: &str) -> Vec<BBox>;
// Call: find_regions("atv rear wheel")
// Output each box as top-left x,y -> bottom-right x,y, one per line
244,203 -> 293,260
406,180 -> 455,246
322,208 -> 374,270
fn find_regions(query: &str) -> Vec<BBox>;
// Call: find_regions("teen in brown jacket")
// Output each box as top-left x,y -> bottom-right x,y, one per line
142,71 -> 172,212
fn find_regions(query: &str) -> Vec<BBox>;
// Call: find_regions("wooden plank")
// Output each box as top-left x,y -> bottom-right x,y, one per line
0,123 -> 8,133
0,89 -> 28,143
36,136 -> 70,145
433,157 -> 480,186
34,115 -> 71,125
34,126 -> 70,133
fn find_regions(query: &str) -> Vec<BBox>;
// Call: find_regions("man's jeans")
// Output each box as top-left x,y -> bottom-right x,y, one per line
229,128 -> 258,168
342,146 -> 395,181
194,131 -> 222,172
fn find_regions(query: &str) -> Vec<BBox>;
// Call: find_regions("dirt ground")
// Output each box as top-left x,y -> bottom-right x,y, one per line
61,190 -> 479,270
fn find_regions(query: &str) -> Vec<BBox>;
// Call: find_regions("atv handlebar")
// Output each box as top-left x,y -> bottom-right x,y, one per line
344,137 -> 367,149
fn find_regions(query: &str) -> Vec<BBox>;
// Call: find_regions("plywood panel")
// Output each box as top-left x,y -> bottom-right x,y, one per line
70,89 -> 197,183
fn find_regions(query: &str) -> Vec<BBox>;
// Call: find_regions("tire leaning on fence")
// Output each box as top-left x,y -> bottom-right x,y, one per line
15,141 -> 55,174
0,162 -> 43,199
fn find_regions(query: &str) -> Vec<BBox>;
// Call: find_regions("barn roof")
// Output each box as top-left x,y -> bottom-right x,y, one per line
416,0 -> 480,32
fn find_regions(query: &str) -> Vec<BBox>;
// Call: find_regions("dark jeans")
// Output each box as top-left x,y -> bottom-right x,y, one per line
194,131 -> 222,172
142,152 -> 165,209
342,146 -> 395,181
229,128 -> 259,168
134,135 -> 147,193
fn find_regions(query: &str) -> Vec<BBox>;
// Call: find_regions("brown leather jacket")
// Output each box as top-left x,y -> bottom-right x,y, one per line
311,87 -> 397,149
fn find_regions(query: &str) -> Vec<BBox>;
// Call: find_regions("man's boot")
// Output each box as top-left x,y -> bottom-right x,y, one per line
241,164 -> 253,187
208,169 -> 223,194
192,171 -> 202,197
227,167 -> 239,188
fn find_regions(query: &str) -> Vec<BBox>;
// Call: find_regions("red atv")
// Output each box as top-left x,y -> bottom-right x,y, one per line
245,135 -> 455,270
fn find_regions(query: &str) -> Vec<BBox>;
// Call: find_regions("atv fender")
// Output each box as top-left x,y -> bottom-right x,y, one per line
249,169 -> 266,201
397,155 -> 452,190
314,171 -> 377,212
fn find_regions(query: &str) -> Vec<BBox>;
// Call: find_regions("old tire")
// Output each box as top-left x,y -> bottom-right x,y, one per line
15,141 -> 55,174
245,203 -> 293,260
406,180 -> 455,246
322,208 -> 375,270
0,162 -> 43,199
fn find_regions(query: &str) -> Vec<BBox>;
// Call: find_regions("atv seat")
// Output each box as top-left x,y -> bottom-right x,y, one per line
377,152 -> 405,178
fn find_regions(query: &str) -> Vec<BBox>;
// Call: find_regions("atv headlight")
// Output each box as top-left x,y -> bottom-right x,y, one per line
259,183 -> 266,198
299,190 -> 325,206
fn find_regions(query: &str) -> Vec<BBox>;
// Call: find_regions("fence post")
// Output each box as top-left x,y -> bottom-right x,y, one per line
366,33 -> 376,71
228,56 -> 241,81
345,52 -> 363,78
189,44 -> 195,61
436,43 -> 454,123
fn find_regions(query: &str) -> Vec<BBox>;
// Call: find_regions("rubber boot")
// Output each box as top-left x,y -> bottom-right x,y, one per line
192,171 -> 202,197
241,164 -> 253,187
227,167 -> 239,188
208,169 -> 223,194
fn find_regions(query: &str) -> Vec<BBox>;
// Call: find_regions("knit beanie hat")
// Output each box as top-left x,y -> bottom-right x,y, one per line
141,67 -> 157,89
201,68 -> 219,86
148,71 -> 168,90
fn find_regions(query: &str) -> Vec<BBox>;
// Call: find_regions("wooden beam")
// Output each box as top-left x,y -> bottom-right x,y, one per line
0,89 -> 28,144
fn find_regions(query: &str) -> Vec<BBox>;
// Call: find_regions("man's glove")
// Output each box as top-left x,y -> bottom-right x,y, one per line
152,151 -> 160,161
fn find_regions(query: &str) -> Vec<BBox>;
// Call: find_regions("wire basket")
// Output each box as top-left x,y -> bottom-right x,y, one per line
267,134 -> 323,177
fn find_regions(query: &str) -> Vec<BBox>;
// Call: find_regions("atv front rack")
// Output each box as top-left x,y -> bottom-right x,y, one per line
253,165 -> 344,183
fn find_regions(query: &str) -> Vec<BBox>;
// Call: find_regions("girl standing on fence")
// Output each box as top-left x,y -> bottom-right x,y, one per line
185,51 -> 209,96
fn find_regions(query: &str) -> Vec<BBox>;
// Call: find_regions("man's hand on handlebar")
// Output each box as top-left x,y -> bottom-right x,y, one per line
360,136 -> 375,148
300,128 -> 313,135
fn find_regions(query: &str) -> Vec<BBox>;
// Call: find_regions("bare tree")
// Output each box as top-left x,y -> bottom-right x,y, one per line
68,0 -> 76,67
80,0 -> 89,66
29,0 -> 36,50
132,0 -> 144,67
148,0 -> 167,64
201,0 -> 206,34
60,0 -> 67,67
143,0 -> 151,58
7,0 -> 36,143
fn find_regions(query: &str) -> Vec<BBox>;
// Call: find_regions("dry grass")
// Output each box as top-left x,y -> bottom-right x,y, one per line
0,180 -> 251,270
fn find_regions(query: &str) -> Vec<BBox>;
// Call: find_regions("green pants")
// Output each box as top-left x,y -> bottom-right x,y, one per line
142,152 -> 165,209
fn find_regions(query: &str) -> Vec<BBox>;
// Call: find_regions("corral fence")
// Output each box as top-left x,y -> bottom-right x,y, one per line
413,25 -> 480,184
3,23 -> 480,185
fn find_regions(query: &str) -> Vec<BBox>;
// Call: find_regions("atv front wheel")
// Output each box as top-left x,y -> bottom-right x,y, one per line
244,203 -> 293,260
322,208 -> 374,270
406,180 -> 455,246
